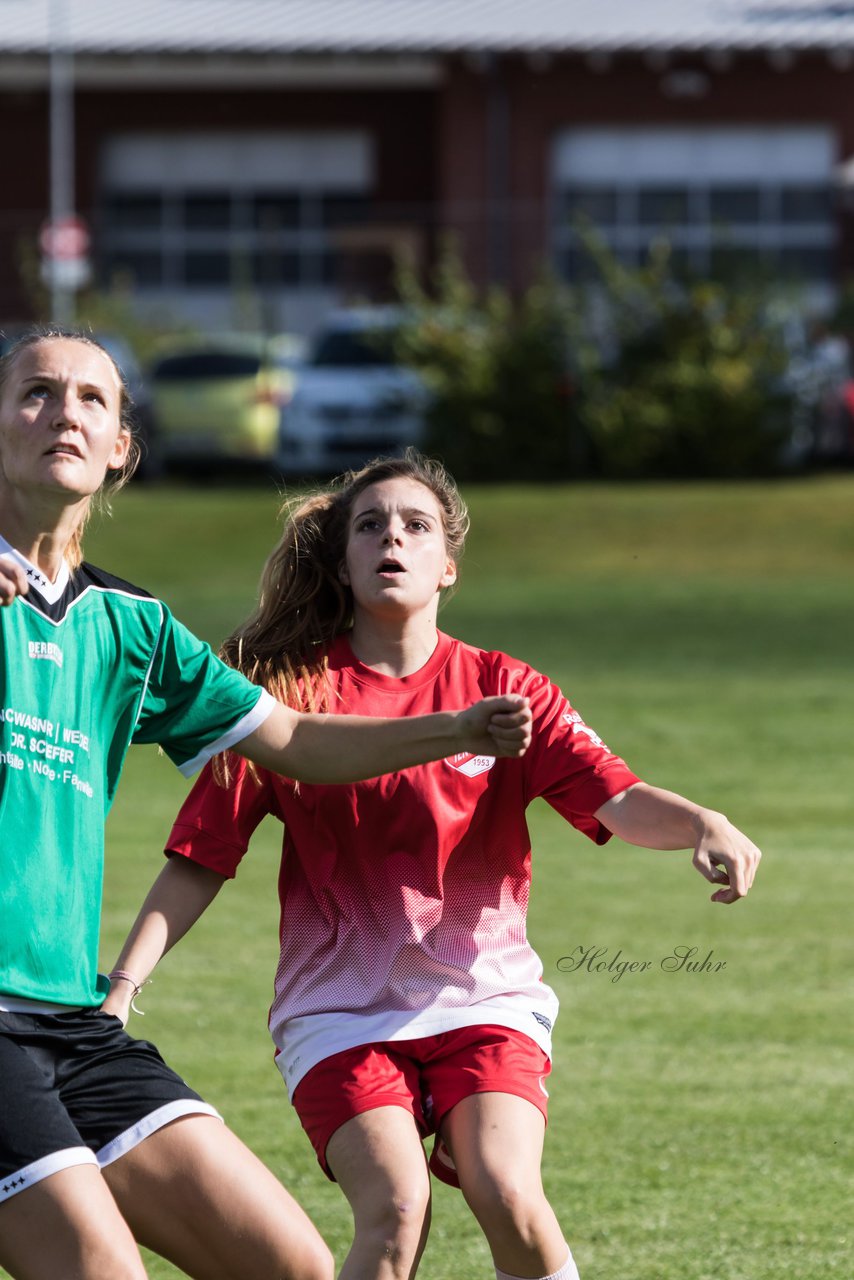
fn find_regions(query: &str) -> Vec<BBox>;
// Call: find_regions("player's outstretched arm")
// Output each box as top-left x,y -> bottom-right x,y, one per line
0,553 -> 28,606
102,857 -> 227,1025
595,781 -> 761,904
233,694 -> 532,784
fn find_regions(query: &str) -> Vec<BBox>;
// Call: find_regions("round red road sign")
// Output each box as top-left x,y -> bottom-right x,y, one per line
40,215 -> 90,260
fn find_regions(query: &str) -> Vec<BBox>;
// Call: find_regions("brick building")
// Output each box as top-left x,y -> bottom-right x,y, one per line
2,0 -> 854,333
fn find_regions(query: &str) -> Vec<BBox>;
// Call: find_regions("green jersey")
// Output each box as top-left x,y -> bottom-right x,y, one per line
0,543 -> 273,1007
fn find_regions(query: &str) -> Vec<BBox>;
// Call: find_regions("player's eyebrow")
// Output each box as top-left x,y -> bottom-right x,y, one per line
21,373 -> 112,398
352,505 -> 436,522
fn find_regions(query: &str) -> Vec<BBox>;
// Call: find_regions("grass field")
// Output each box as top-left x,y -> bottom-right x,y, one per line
13,474 -> 853,1279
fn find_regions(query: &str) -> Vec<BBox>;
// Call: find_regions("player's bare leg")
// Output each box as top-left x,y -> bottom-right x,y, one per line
443,1093 -> 576,1279
103,1114 -> 333,1280
0,1164 -> 147,1280
327,1107 -> 432,1280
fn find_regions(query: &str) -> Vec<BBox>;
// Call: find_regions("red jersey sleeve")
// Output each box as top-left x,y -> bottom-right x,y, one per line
516,666 -> 641,844
166,756 -> 275,877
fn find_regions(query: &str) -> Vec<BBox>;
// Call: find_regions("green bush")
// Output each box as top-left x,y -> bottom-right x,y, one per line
394,235 -> 799,481
568,236 -> 796,478
395,244 -> 585,480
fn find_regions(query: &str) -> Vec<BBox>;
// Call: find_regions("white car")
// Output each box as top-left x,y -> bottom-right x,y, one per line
275,308 -> 427,475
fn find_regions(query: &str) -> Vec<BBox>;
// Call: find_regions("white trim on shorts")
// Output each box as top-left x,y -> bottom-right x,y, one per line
96,1100 -> 222,1168
0,1147 -> 98,1204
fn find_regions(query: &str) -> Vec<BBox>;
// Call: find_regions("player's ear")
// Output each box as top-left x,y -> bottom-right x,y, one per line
338,561 -> 350,586
106,428 -> 132,472
439,558 -> 457,590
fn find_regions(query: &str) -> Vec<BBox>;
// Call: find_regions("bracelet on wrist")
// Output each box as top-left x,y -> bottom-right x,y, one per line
107,969 -> 152,1015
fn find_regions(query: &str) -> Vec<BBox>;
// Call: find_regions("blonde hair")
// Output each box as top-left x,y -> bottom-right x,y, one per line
0,328 -> 140,569
221,450 -> 469,711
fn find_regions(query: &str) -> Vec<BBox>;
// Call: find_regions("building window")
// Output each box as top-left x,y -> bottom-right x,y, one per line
97,131 -> 375,293
552,126 -> 837,288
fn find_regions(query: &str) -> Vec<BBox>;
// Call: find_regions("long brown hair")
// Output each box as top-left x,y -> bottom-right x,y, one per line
221,449 -> 469,711
0,328 -> 140,569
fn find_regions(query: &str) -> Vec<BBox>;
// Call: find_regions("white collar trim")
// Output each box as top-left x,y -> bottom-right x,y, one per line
0,533 -> 71,605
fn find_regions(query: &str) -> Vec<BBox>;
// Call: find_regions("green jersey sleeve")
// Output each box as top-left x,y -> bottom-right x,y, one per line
132,606 -> 275,775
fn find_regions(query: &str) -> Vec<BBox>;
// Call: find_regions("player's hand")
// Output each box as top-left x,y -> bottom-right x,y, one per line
0,554 -> 28,607
100,976 -> 136,1027
456,695 -> 531,759
693,815 -> 761,904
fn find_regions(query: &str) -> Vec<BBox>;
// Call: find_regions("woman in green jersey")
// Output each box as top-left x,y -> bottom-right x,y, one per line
0,329 -> 531,1280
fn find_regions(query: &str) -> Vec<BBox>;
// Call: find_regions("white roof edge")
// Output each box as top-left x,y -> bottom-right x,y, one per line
3,2 -> 854,57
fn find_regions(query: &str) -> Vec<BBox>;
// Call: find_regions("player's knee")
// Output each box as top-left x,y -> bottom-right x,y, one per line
293,1236 -> 335,1280
356,1185 -> 432,1260
465,1173 -> 550,1248
209,1235 -> 334,1280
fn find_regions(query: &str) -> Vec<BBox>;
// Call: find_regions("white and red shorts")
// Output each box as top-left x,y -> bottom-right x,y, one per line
291,1023 -> 551,1188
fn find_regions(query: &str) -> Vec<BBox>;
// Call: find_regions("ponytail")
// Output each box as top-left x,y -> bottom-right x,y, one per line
220,490 -> 351,711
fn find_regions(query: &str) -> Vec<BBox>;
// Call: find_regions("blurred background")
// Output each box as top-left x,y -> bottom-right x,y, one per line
5,0 -> 854,480
2,8 -> 851,1278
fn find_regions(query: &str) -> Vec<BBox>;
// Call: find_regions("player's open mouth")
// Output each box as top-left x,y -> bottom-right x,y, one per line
46,443 -> 83,458
377,560 -> 404,574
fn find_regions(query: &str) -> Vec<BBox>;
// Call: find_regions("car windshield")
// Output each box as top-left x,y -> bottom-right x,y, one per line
310,328 -> 398,368
153,352 -> 262,380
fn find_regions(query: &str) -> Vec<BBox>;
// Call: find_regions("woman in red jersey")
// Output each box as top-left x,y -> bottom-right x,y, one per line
106,451 -> 761,1280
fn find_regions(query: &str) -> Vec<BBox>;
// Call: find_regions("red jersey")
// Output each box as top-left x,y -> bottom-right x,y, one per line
166,632 -> 639,1094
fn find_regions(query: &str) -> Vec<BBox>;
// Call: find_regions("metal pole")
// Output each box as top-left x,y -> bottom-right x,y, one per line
486,53 -> 510,287
49,0 -> 74,325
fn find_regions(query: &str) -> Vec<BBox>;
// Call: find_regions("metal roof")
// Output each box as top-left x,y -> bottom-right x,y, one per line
3,0 -> 854,55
